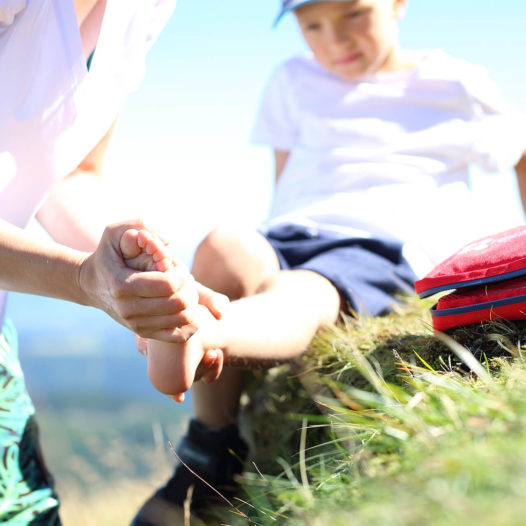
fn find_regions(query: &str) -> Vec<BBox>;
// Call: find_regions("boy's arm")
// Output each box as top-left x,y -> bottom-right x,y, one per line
515,152 -> 526,218
274,149 -> 290,182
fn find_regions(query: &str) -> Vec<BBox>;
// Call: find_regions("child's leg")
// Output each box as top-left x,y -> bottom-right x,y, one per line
187,228 -> 340,430
188,269 -> 342,364
190,228 -> 282,428
131,228 -> 342,524
190,269 -> 341,428
191,229 -> 340,429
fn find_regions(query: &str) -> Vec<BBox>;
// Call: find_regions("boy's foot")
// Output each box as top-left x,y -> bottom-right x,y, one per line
120,228 -> 223,401
146,304 -> 223,397
120,228 -> 172,272
131,419 -> 248,526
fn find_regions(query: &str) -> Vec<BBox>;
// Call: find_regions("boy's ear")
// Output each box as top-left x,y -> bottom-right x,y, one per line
392,0 -> 407,20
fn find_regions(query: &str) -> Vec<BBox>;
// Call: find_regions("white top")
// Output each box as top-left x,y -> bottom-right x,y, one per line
252,50 -> 526,274
0,0 -> 176,319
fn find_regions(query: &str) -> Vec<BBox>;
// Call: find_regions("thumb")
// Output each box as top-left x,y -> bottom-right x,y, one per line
197,283 -> 230,320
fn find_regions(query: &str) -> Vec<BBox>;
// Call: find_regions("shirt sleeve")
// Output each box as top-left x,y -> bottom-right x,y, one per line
251,61 -> 299,151
463,63 -> 526,172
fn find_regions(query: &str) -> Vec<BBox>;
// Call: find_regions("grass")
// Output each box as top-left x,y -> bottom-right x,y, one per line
211,296 -> 526,525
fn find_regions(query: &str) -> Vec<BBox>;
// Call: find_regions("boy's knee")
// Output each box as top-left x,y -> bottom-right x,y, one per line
197,228 -> 241,259
193,228 -> 278,299
193,228 -> 251,298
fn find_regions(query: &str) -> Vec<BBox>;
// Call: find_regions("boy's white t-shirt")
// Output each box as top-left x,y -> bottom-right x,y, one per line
0,0 -> 176,317
251,50 -> 526,275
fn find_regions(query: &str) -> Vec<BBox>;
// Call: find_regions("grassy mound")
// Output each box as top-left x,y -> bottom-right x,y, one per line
215,296 -> 526,525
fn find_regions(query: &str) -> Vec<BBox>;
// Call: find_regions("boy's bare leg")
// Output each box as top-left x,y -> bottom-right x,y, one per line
192,270 -> 341,365
119,226 -> 341,424
190,229 -> 341,429
190,228 -> 281,428
191,271 -> 341,427
125,225 -> 341,437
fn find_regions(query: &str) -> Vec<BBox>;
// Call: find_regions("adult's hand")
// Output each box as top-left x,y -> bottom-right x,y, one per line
196,282 -> 230,320
78,219 -> 200,342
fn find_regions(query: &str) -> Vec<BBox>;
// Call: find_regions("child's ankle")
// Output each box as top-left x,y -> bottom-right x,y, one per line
199,313 -> 225,356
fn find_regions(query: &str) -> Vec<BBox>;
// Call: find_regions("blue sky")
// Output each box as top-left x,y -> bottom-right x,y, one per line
102,0 -> 526,266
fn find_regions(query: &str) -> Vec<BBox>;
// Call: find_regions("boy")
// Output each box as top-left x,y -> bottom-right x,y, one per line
132,0 -> 526,524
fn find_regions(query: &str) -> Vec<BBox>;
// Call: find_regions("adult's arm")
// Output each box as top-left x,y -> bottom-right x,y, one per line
37,117 -> 227,334
37,119 -> 228,322
0,217 -> 200,342
515,151 -> 526,218
36,119 -> 118,251
24,118 -> 199,342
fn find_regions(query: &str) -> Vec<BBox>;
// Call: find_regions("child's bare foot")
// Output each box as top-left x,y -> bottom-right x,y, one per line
120,228 -> 172,272
146,304 -> 223,400
120,228 -> 224,402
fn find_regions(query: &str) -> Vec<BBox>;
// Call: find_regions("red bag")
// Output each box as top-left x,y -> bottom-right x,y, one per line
414,225 -> 526,331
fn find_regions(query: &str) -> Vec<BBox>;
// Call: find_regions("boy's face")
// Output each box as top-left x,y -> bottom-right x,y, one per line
295,0 -> 406,81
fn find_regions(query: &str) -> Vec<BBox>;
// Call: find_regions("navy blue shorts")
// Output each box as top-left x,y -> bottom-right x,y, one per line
262,224 -> 417,317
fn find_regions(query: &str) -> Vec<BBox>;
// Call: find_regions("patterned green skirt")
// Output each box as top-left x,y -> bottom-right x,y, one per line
0,319 -> 61,525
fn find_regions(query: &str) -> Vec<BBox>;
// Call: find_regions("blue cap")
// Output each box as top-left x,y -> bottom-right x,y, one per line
274,0 -> 354,26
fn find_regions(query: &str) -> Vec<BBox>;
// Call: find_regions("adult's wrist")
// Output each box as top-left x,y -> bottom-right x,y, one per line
70,249 -> 95,307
